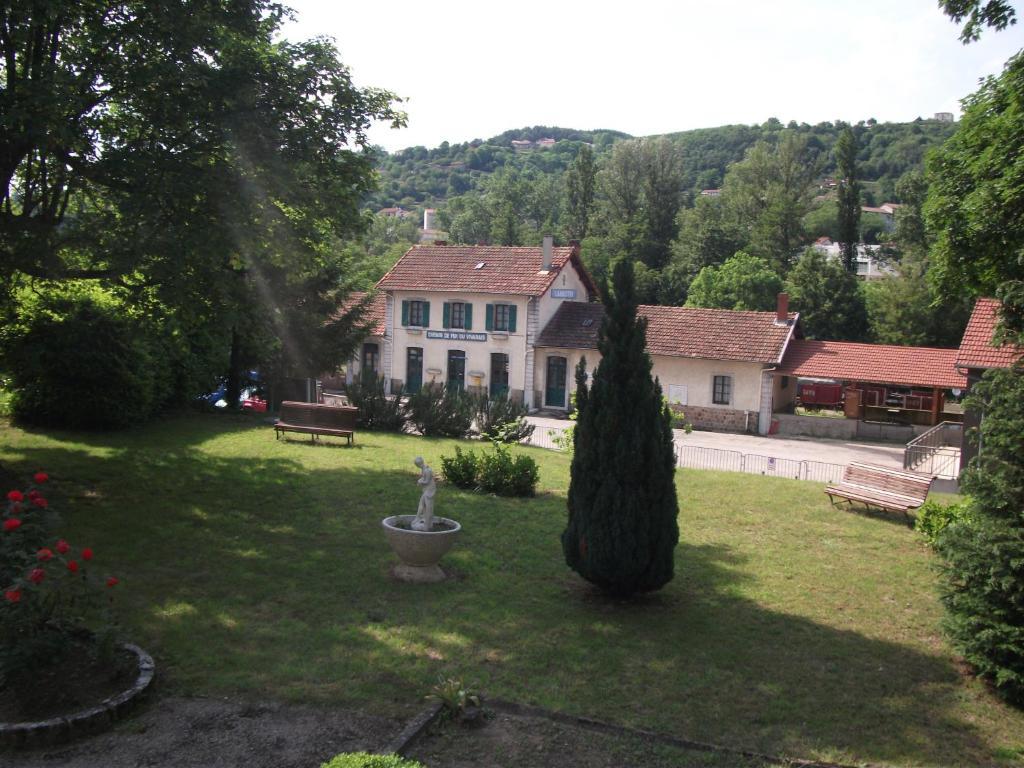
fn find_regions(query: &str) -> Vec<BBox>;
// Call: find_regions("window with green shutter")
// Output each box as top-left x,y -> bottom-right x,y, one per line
405,299 -> 428,327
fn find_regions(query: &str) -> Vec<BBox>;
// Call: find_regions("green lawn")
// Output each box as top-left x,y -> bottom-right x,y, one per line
2,413 -> 1023,766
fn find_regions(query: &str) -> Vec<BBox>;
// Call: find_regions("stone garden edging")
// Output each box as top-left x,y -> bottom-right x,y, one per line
0,643 -> 155,749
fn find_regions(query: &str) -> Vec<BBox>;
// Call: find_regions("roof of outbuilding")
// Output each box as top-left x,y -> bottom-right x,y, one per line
777,339 -> 966,389
536,302 -> 798,364
376,243 -> 596,298
955,298 -> 1023,370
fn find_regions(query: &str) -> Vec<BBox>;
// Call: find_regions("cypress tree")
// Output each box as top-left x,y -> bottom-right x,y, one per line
561,258 -> 679,595
935,361 -> 1024,704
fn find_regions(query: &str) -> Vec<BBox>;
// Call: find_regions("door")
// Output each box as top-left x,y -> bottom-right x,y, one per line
490,353 -> 509,398
545,356 -> 567,408
361,343 -> 379,384
447,350 -> 466,391
406,347 -> 423,393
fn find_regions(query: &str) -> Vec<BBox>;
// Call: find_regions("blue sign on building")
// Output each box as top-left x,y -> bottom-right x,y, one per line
551,288 -> 577,299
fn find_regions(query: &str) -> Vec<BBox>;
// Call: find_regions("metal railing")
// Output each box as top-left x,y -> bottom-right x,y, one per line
903,421 -> 962,479
524,426 -> 846,484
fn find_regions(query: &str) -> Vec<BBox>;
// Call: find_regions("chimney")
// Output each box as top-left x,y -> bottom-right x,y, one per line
542,234 -> 553,271
776,292 -> 789,324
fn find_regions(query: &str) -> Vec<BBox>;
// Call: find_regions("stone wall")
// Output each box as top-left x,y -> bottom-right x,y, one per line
680,404 -> 758,433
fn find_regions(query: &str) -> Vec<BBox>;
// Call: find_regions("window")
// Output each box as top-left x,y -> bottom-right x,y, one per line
485,303 -> 517,333
712,375 -> 732,405
402,299 -> 430,327
443,301 -> 472,330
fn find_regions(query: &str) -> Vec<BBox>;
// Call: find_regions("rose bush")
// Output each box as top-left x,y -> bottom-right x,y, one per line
0,472 -> 122,699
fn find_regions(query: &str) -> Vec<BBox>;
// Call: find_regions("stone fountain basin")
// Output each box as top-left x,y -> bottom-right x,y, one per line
382,515 -> 461,568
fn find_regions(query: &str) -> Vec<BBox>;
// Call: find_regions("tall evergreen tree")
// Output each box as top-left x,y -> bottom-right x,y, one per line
835,127 -> 862,272
562,259 -> 679,595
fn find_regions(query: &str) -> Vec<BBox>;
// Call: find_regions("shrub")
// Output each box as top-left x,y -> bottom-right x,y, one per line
321,754 -> 424,768
345,378 -> 407,432
477,446 -> 539,497
407,386 -> 473,437
2,294 -> 169,429
915,498 -> 972,545
1,472 -> 122,699
440,443 -> 539,497
441,446 -> 478,489
475,392 -> 534,443
562,259 -> 679,595
935,364 -> 1024,704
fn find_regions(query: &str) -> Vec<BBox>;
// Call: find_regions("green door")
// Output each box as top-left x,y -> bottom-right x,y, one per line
406,347 -> 423,393
447,350 -> 466,391
490,353 -> 509,397
545,356 -> 567,408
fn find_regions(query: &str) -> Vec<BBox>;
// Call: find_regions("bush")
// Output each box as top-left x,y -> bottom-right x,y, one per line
345,378 -> 407,432
321,754 -> 424,768
475,392 -> 534,443
2,295 -> 169,429
1,471 -> 122,700
441,446 -> 479,489
477,446 -> 539,497
407,386 -> 473,437
915,498 -> 972,545
440,443 -> 539,497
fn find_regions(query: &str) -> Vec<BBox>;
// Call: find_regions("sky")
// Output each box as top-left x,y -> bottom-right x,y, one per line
280,0 -> 1024,153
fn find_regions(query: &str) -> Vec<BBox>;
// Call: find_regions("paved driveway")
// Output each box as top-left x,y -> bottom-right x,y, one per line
526,415 -> 906,468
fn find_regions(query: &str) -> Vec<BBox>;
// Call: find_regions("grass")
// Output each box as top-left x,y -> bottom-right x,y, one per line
2,412 -> 1023,766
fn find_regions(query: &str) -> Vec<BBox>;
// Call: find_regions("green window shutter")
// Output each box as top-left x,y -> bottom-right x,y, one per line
485,304 -> 494,331
401,300 -> 409,326
508,304 -> 517,333
442,302 -> 450,329
464,303 -> 473,330
422,301 -> 430,327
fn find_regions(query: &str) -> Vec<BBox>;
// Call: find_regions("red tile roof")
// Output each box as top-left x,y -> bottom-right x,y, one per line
376,244 -> 596,298
536,302 -> 798,364
340,291 -> 386,337
778,339 -> 966,389
955,298 -> 1023,370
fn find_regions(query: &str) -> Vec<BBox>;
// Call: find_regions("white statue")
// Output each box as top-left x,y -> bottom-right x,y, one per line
412,456 -> 436,531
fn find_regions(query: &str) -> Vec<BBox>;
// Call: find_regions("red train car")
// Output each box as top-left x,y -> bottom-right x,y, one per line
797,381 -> 843,408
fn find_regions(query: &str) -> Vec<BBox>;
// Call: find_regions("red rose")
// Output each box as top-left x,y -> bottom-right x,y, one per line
67,560 -> 79,573
82,548 -> 93,561
56,539 -> 70,554
33,472 -> 48,484
31,497 -> 47,508
4,589 -> 21,603
6,490 -> 23,503
29,568 -> 45,585
27,490 -> 39,500
37,548 -> 53,561
3,518 -> 21,532
105,577 -> 119,588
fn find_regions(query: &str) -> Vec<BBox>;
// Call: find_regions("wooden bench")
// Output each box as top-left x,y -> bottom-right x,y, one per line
274,401 -> 358,445
825,462 -> 932,519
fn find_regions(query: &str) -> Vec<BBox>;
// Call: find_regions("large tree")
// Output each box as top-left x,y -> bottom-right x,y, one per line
785,248 -> 868,341
685,251 -> 782,312
927,48 -> 1024,333
0,1 -> 402,403
562,259 -> 679,596
834,126 -> 862,272
564,144 -> 596,241
722,132 -> 820,272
